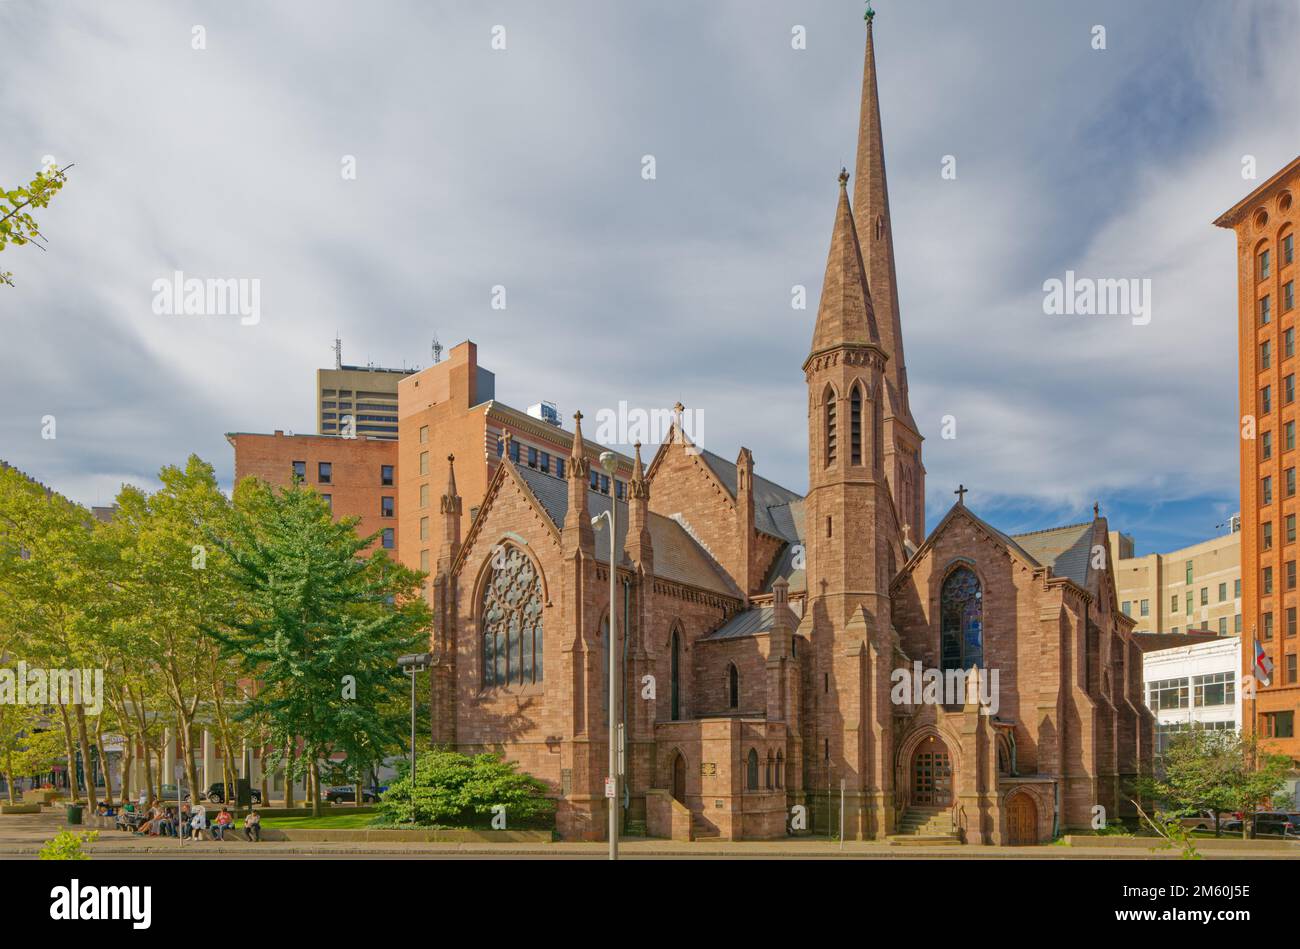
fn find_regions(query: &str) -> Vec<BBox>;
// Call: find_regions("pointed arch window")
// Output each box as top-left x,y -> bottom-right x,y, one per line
480,545 -> 544,687
765,750 -> 774,789
940,566 -> 983,671
873,390 -> 883,472
824,389 -> 838,467
775,751 -> 785,788
850,384 -> 863,466
670,629 -> 682,721
746,749 -> 759,790
727,662 -> 739,709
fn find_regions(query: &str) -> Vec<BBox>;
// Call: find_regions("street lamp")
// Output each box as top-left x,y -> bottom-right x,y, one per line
590,449 -> 620,860
397,652 -> 432,825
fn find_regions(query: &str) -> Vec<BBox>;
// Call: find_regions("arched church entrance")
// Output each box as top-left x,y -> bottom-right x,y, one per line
910,740 -> 952,807
671,753 -> 687,804
1006,791 -> 1037,845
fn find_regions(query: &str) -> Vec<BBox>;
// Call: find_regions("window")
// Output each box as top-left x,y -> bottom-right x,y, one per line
321,494 -> 332,510
420,452 -> 429,476
1290,515 -> 1297,544
670,630 -> 681,720
589,469 -> 599,491
824,388 -> 837,467
1261,248 -> 1272,279
480,545 -> 544,688
317,461 -> 332,484
420,484 -> 429,508
1261,295 -> 1272,325
1289,422 -> 1297,452
1200,587 -> 1209,606
1263,432 -> 1273,459
420,517 -> 429,541
1263,476 -> 1273,506
1287,281 -> 1296,312
1185,561 -> 1194,585
556,458 -> 565,479
1219,582 -> 1228,602
766,751 -> 774,789
1264,522 -> 1274,550
1219,616 -> 1228,636
1289,607 -> 1297,638
1236,578 -> 1243,598
1287,375 -> 1296,405
381,465 -> 393,486
850,385 -> 863,466
540,451 -> 550,474
1147,677 -> 1190,711
1289,560 -> 1296,589
600,474 -> 610,495
381,528 -> 394,549
728,663 -> 739,709
615,480 -> 625,500
1194,672 -> 1235,707
1289,654 -> 1298,684
1186,591 -> 1193,616
746,749 -> 759,791
1289,468 -> 1297,497
1122,600 -> 1131,616
419,425 -> 428,444
1262,385 -> 1272,414
1140,599 -> 1149,617
1263,340 -> 1272,369
776,751 -> 784,789
1289,328 -> 1296,359
420,549 -> 429,572
940,567 -> 983,670
381,496 -> 395,518
527,446 -> 538,468
292,460 -> 306,482
1263,566 -> 1273,595
1264,611 -> 1275,639
1236,613 -> 1243,634
509,439 -> 521,464
1263,711 -> 1295,739
1286,233 -> 1295,265
1171,594 -> 1179,613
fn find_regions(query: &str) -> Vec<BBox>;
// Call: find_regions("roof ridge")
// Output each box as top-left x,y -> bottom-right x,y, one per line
1009,520 -> 1093,539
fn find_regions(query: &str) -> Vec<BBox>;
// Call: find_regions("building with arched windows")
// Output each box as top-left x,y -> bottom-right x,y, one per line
423,10 -> 1153,844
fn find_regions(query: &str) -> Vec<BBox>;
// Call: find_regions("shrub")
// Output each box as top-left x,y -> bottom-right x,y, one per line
39,830 -> 98,860
378,750 -> 555,829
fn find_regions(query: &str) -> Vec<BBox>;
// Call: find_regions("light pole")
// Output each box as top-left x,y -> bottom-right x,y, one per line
591,449 -> 620,860
397,652 -> 432,825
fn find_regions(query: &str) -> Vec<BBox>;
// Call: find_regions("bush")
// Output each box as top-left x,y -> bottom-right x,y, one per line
39,830 -> 98,860
377,750 -> 555,829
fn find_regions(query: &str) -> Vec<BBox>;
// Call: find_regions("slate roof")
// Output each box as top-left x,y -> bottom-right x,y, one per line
701,606 -> 775,641
1009,521 -> 1095,587
512,464 -> 738,598
698,449 -> 804,541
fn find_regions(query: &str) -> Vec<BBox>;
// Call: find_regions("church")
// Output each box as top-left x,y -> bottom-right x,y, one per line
425,11 -> 1155,844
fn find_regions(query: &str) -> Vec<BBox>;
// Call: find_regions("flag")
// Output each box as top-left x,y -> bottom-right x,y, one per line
1254,639 -> 1274,687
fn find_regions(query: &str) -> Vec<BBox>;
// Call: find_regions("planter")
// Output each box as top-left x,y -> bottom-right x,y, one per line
0,804 -> 41,815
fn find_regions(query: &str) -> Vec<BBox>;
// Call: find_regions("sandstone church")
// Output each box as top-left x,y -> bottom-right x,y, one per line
425,12 -> 1155,844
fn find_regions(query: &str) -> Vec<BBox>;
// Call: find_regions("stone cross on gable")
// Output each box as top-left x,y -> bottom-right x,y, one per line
954,484 -> 968,505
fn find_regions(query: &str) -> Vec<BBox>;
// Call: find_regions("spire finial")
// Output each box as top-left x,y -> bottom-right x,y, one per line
838,167 -> 849,187
1093,501 -> 1100,519
865,1 -> 875,23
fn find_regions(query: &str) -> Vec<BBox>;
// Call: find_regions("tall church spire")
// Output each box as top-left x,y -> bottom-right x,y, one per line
853,11 -> 913,432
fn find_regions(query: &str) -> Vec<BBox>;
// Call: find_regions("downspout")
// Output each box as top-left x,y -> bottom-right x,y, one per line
622,577 -> 631,812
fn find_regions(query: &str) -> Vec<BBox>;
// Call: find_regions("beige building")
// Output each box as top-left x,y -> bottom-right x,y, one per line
1110,518 -> 1242,636
316,341 -> 417,439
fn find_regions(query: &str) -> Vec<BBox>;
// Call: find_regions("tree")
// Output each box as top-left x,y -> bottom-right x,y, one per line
212,478 -> 431,816
1137,728 -> 1293,838
377,750 -> 555,828
0,163 -> 71,286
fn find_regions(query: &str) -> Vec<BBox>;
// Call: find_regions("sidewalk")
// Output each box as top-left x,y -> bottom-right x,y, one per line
2,811 -> 1294,859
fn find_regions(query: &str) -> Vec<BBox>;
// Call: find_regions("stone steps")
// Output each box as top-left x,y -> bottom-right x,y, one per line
893,807 -> 959,843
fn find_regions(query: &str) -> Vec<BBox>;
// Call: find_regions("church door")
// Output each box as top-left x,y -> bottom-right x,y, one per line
911,744 -> 952,807
1006,792 -> 1037,845
671,753 -> 686,804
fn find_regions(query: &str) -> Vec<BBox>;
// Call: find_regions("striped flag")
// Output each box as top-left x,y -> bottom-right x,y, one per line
1254,639 -> 1274,687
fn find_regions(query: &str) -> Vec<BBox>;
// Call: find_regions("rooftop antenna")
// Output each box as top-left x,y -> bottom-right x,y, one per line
432,333 -> 443,365
333,334 -> 342,370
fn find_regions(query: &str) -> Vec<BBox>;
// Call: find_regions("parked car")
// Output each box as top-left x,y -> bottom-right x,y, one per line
1221,812 -> 1300,839
159,783 -> 191,802
1179,809 -> 1218,831
205,782 -> 262,804
323,785 -> 384,804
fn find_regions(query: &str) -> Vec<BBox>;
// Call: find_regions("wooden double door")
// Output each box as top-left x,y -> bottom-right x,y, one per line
911,747 -> 952,807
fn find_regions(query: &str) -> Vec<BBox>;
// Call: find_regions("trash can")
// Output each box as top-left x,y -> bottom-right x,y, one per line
65,804 -> 83,825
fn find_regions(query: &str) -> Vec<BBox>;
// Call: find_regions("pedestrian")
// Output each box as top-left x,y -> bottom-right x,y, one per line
243,805 -> 262,842
212,806 -> 234,841
190,804 -> 210,841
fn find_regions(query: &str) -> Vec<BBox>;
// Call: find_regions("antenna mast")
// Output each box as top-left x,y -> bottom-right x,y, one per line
432,333 -> 443,365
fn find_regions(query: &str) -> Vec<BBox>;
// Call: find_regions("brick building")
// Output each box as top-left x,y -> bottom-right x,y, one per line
1216,154 -> 1300,762
424,12 -> 1153,844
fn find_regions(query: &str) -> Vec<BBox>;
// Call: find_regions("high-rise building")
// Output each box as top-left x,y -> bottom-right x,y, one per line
1108,520 -> 1241,636
1216,157 -> 1300,761
316,341 -> 416,439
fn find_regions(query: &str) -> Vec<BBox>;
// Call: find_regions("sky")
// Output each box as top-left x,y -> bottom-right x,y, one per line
1,0 -> 1295,556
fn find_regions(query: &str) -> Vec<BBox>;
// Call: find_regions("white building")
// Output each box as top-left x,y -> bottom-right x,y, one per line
1142,636 -> 1242,756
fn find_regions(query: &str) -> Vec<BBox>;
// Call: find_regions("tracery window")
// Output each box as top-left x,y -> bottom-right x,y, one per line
480,545 -> 544,687
940,566 -> 982,671
746,749 -> 759,790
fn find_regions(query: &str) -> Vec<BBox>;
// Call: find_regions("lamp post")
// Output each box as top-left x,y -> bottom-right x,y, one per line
397,652 -> 432,825
591,450 -> 620,860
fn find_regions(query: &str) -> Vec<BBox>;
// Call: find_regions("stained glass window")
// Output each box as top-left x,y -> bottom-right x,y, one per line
940,566 -> 982,671
480,545 -> 544,687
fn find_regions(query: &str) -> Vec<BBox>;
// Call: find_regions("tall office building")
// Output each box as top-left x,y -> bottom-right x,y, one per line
1109,520 -> 1241,637
1217,157 -> 1300,762
316,340 -> 415,439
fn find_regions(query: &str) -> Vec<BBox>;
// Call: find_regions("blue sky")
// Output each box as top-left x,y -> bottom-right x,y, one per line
2,0 -> 1295,556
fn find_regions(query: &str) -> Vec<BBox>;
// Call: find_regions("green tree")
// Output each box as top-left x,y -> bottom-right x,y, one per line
377,749 -> 555,829
0,163 -> 71,286
212,478 -> 431,816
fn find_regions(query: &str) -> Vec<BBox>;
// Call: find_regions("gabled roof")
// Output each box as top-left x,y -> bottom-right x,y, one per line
701,606 -> 775,641
511,464 -> 738,598
697,449 -> 804,541
1009,521 -> 1095,588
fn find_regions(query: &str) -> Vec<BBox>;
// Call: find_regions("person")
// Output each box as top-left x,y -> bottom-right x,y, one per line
212,807 -> 234,841
190,804 -> 210,841
159,806 -> 177,837
179,801 -> 192,839
243,806 -> 261,842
